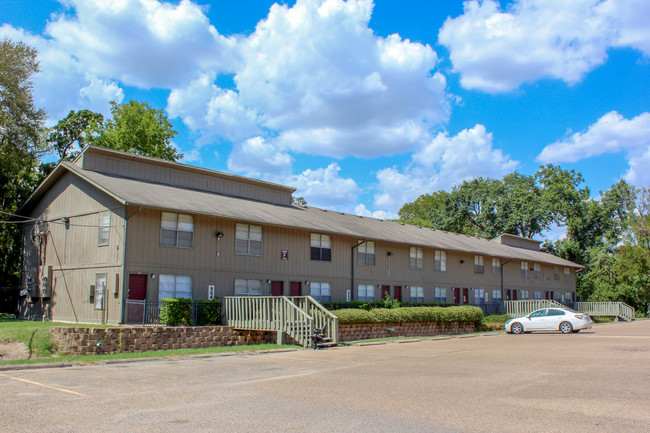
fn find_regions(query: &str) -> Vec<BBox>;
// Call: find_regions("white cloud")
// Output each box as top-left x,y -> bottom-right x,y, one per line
227,136 -> 293,177
438,0 -> 650,93
537,111 -> 650,185
372,125 -> 519,213
286,163 -> 361,208
181,148 -> 202,163
354,204 -> 395,220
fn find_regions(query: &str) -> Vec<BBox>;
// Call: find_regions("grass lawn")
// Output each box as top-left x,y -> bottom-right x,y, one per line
480,314 -> 510,331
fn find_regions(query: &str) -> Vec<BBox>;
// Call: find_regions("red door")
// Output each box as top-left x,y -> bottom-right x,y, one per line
512,290 -> 518,301
454,288 -> 460,304
545,291 -> 550,300
127,274 -> 147,324
382,285 -> 390,300
289,281 -> 301,296
393,286 -> 401,302
505,289 -> 511,301
271,281 -> 283,296
462,288 -> 469,305
572,292 -> 576,303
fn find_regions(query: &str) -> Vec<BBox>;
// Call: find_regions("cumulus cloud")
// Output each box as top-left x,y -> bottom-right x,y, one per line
286,163 -> 361,208
354,204 -> 395,220
537,111 -> 650,185
439,0 -> 650,93
373,125 -> 519,212
227,136 -> 293,177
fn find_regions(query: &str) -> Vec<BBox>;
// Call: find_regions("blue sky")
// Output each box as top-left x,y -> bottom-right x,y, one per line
2,0 -> 649,224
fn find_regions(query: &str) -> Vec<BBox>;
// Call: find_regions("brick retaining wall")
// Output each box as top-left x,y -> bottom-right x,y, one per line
338,321 -> 475,341
50,326 -> 278,356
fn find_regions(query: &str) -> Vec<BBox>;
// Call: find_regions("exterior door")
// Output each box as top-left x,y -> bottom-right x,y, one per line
462,288 -> 469,305
545,291 -> 550,300
289,281 -> 301,296
393,286 -> 401,302
505,289 -> 511,301
512,290 -> 518,301
271,281 -> 283,296
526,309 -> 548,330
453,288 -> 460,304
382,285 -> 390,300
127,274 -> 147,324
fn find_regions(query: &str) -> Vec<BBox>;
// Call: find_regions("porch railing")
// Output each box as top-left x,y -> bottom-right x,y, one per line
287,296 -> 339,345
504,300 -> 571,318
575,302 -> 635,321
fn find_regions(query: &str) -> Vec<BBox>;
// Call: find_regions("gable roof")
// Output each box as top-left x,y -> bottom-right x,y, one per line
19,149 -> 581,269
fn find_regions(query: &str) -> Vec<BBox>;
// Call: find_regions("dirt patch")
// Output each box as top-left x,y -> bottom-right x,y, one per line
0,342 -> 29,360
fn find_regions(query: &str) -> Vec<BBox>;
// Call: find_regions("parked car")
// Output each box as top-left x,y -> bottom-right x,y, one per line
505,308 -> 592,334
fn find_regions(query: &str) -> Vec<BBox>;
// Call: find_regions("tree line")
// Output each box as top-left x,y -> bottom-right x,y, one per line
0,39 -> 180,309
398,167 -> 649,313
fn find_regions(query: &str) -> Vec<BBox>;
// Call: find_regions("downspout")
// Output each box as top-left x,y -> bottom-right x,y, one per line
120,205 -> 141,324
500,259 -> 512,310
350,238 -> 367,302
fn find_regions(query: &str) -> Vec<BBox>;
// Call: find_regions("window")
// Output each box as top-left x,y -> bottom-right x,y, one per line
564,267 -> 570,281
548,309 -> 566,316
474,256 -> 484,274
434,287 -> 446,303
474,288 -> 485,305
410,247 -> 423,270
95,273 -> 107,310
434,250 -> 446,271
159,274 -> 192,301
98,211 -> 110,246
358,241 -> 375,266
234,279 -> 262,296
521,290 -> 529,299
358,284 -> 375,302
534,291 -> 542,299
521,261 -> 529,278
492,258 -> 501,276
311,234 -> 331,261
161,212 -> 194,248
492,289 -> 502,301
411,286 -> 424,303
310,282 -> 331,302
533,263 -> 541,279
529,309 -> 547,318
235,223 -> 263,256
554,266 -> 560,280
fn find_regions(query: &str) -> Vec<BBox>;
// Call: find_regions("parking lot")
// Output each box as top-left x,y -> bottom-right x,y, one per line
1,320 -> 649,433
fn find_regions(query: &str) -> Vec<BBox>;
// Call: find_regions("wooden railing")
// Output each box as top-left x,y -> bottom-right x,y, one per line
504,300 -> 569,318
575,302 -> 635,322
287,296 -> 339,345
223,296 -> 338,347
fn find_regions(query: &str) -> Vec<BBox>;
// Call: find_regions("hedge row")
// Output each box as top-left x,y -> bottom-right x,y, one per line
332,306 -> 483,324
159,298 -> 221,326
321,300 -> 456,311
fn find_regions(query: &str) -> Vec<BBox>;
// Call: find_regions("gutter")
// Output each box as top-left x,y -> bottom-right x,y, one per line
350,238 -> 367,302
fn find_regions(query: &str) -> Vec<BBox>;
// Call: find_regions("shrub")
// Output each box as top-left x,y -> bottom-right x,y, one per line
322,300 -> 455,311
159,298 -> 193,326
332,306 -> 483,324
195,299 -> 221,325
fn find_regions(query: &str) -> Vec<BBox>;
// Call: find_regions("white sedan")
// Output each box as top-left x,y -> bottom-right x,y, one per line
505,308 -> 593,334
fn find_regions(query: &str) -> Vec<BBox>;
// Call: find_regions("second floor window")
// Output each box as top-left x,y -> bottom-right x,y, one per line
554,266 -> 560,280
434,250 -> 446,272
492,258 -> 501,276
410,247 -> 423,270
521,261 -> 529,278
358,241 -> 375,266
311,233 -> 331,261
564,267 -> 571,281
98,211 -> 110,246
235,223 -> 262,256
474,256 -> 484,274
533,263 -> 541,279
161,212 -> 193,248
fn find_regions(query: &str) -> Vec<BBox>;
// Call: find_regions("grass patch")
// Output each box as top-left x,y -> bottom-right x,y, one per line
479,314 -> 511,331
591,316 -> 615,324
0,343 -> 296,366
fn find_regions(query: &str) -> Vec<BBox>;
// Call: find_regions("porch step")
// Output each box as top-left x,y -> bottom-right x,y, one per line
316,341 -> 338,348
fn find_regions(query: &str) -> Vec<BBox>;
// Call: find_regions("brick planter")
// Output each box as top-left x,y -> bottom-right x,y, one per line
50,326 -> 278,356
338,321 -> 476,341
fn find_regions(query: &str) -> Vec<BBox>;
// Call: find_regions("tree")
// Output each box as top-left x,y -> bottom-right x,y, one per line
47,109 -> 103,161
0,39 -> 46,306
88,100 -> 181,161
291,196 -> 307,206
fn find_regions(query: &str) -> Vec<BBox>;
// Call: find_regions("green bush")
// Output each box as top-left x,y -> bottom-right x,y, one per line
332,306 -> 483,324
159,298 -> 193,326
322,300 -> 455,311
195,299 -> 221,325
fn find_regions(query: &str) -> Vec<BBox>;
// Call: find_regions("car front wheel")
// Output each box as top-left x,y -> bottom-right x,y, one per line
559,321 -> 573,334
511,322 -> 524,334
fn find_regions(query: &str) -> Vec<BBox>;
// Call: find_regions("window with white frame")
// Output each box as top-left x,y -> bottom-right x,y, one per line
534,291 -> 542,299
234,279 -> 262,296
434,250 -> 446,271
521,261 -> 529,278
474,256 -> 484,274
410,286 -> 424,303
409,247 -> 423,270
310,282 -> 331,302
492,289 -> 502,301
98,211 -> 110,246
358,284 -> 375,302
310,234 -> 331,261
358,241 -> 375,266
161,212 -> 194,248
564,267 -> 570,281
492,258 -> 501,276
554,266 -> 560,280
474,288 -> 486,304
235,223 -> 263,256
95,273 -> 107,310
532,263 -> 541,279
521,290 -> 530,299
159,274 -> 192,301
434,287 -> 447,303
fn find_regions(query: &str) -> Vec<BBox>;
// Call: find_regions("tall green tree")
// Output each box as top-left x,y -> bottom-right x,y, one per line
0,39 -> 46,301
47,109 -> 104,161
88,100 -> 181,161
